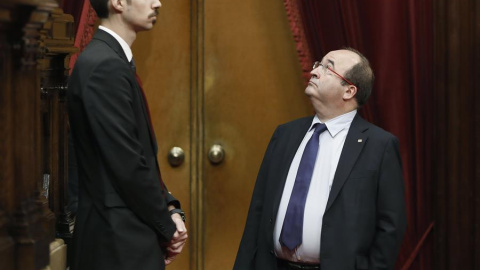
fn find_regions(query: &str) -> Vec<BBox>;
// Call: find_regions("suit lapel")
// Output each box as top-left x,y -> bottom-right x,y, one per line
94,30 -> 158,154
93,30 -> 129,63
272,117 -> 313,215
325,114 -> 369,212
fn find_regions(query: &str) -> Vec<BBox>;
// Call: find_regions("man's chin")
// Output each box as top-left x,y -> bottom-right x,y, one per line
136,24 -> 154,32
304,86 -> 314,96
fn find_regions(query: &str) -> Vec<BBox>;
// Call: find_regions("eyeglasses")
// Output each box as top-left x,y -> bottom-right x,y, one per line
313,61 -> 356,87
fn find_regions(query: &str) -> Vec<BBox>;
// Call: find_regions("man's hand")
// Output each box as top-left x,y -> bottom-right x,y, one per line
165,213 -> 188,265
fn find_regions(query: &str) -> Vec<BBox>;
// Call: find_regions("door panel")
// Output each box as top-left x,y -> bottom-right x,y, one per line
203,0 -> 310,268
132,1 -> 192,269
133,0 -> 311,269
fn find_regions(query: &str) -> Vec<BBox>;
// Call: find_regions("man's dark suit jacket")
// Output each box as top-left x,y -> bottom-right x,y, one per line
67,30 -> 178,270
234,114 -> 407,270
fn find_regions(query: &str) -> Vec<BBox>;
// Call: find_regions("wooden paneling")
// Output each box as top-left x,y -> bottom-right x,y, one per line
433,0 -> 480,269
0,7 -> 15,268
132,0 -> 193,269
133,0 -> 309,269
202,0 -> 310,268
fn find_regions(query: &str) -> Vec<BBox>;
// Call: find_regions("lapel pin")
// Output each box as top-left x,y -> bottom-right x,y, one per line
358,139 -> 363,143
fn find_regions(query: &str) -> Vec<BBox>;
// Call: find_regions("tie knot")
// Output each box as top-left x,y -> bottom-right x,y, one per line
313,123 -> 328,135
130,59 -> 136,72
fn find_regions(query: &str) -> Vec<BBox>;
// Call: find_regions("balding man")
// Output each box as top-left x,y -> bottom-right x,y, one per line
234,48 -> 406,270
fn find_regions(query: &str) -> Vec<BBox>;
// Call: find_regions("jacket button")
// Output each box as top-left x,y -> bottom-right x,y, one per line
270,250 -> 274,255
269,218 -> 272,223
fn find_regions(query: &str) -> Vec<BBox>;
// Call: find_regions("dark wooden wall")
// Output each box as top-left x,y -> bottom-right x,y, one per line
0,1 -> 76,269
434,0 -> 480,269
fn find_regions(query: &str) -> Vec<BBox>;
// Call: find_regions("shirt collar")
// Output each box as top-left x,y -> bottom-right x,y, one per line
310,110 -> 357,137
99,26 -> 133,62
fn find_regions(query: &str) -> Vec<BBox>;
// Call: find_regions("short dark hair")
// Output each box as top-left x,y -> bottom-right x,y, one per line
90,0 -> 132,18
341,47 -> 375,107
90,0 -> 109,18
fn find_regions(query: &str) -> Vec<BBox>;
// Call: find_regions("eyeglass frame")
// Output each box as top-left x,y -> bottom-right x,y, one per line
312,61 -> 356,87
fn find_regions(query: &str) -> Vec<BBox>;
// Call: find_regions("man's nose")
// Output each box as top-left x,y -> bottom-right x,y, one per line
310,67 -> 321,79
153,0 -> 162,9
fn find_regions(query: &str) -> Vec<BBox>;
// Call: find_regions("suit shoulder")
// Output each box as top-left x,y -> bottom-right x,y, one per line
76,41 -> 125,68
362,120 -> 399,143
71,43 -> 130,85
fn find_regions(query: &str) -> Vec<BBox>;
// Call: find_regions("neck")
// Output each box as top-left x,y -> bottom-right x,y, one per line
316,104 -> 357,122
101,18 -> 136,47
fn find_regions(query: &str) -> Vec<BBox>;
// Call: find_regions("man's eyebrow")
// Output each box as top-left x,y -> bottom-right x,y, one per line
327,59 -> 335,67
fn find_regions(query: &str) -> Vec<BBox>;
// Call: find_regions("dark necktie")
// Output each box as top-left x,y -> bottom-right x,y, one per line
130,59 -> 156,140
130,59 -> 166,191
280,123 -> 328,250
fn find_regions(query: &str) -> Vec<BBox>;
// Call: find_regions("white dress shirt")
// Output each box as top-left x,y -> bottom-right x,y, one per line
98,26 -> 133,62
274,110 -> 357,263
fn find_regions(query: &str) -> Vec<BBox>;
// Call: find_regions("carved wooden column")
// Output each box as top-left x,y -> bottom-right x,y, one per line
12,2 -> 56,267
37,5 -> 77,259
0,0 -> 75,269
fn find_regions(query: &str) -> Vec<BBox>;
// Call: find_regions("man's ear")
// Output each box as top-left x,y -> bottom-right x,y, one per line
110,0 -> 126,13
343,85 -> 357,101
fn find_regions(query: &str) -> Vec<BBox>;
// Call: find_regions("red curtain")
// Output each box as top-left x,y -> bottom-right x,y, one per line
61,0 -> 97,72
284,0 -> 433,269
62,0 -> 86,30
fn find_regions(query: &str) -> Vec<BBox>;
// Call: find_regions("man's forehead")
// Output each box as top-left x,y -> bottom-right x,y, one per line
323,50 -> 360,66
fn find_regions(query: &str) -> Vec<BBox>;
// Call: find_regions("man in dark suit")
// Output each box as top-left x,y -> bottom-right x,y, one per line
67,0 -> 187,269
234,48 -> 406,270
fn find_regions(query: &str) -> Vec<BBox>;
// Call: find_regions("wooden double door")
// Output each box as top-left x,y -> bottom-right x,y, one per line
132,0 -> 311,269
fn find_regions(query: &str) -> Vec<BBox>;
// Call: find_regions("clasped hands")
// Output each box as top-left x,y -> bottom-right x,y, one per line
165,212 -> 188,265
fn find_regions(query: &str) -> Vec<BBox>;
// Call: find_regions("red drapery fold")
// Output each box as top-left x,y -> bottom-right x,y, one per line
62,0 -> 86,30
283,0 -> 315,81
62,0 -> 97,72
283,0 -> 433,269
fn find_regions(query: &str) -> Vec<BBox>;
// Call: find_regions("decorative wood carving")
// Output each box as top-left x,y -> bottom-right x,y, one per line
37,6 -> 76,268
0,1 -> 76,269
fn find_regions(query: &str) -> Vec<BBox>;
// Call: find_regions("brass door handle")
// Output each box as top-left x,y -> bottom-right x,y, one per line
208,144 -> 225,164
168,146 -> 185,167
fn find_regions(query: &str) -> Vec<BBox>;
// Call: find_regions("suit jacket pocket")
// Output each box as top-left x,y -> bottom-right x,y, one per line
355,255 -> 369,269
104,193 -> 127,207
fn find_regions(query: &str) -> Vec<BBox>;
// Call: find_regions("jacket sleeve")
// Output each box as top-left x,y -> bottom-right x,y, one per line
166,187 -> 181,209
82,58 -> 176,243
233,127 -> 279,270
369,137 -> 407,269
